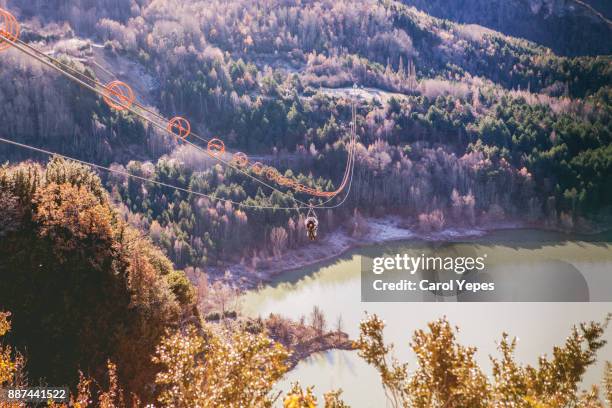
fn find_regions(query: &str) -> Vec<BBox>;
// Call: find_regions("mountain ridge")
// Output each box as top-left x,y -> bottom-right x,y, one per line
400,0 -> 612,56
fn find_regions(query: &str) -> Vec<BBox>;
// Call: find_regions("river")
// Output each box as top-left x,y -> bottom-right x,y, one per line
242,229 -> 612,407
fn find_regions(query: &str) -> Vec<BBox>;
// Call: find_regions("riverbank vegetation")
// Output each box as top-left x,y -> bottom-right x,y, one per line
246,310 -> 355,370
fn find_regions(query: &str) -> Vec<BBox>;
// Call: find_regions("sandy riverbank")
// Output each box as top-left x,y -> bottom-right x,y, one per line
213,216 -> 524,289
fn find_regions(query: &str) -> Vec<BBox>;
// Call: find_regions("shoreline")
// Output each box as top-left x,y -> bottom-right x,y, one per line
214,216 -> 527,289
223,217 -> 610,379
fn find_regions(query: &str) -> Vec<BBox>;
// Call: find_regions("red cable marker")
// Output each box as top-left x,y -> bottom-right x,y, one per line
103,81 -> 135,111
250,162 -> 264,175
0,9 -> 20,52
167,117 -> 191,140
277,176 -> 292,186
265,167 -> 280,182
232,152 -> 249,168
207,138 -> 225,158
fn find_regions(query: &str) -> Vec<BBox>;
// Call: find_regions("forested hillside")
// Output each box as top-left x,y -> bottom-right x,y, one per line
0,158 -> 196,399
399,0 -> 612,56
1,0 -> 610,271
0,57 -> 164,164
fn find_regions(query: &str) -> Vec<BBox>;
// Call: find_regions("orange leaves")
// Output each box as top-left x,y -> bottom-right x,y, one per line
0,346 -> 16,386
409,317 -> 489,407
356,313 -> 612,407
154,325 -> 289,407
605,362 -> 612,405
0,310 -> 24,388
284,382 -> 318,408
0,312 -> 13,385
34,183 -> 113,240
0,311 -> 10,337
33,183 -> 114,262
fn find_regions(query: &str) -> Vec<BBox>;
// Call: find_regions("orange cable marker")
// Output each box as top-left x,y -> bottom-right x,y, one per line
265,167 -> 280,182
250,162 -> 264,175
207,138 -> 225,157
167,116 -> 191,140
232,152 -> 249,168
103,80 -> 135,111
278,176 -> 293,187
0,9 -> 20,52
303,186 -> 321,195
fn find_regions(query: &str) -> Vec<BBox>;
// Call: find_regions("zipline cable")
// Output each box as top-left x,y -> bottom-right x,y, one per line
8,34 -> 355,201
0,33 -> 315,208
0,135 -> 348,211
0,16 -> 358,210
13,37 -> 179,133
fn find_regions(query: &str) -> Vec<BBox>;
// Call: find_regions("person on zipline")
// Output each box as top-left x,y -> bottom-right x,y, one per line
305,209 -> 318,241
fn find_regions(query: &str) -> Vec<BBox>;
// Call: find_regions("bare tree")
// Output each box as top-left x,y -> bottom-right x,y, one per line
310,305 -> 327,338
335,315 -> 344,341
210,270 -> 242,328
270,226 -> 288,258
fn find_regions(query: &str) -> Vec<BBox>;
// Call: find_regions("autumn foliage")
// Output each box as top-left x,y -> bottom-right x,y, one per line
356,313 -> 612,408
153,325 -> 289,407
0,158 -> 196,401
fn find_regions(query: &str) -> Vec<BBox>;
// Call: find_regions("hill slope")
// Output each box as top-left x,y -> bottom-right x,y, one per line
400,0 -> 612,56
0,157 -> 196,400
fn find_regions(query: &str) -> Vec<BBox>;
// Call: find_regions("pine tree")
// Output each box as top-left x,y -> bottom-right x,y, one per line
385,57 -> 393,78
407,59 -> 418,92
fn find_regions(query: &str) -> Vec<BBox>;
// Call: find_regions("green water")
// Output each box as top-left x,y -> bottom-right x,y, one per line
242,229 -> 612,407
